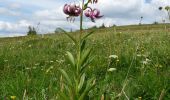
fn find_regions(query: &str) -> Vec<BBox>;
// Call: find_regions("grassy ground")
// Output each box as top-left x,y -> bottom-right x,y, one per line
0,24 -> 170,99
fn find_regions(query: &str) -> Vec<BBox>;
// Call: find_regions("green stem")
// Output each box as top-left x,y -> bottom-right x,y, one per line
80,0 -> 85,38
76,0 -> 85,88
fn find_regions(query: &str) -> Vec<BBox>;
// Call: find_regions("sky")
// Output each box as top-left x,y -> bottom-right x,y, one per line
0,0 -> 170,37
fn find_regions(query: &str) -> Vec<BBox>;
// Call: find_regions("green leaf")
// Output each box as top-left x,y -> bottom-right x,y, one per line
58,92 -> 69,100
59,69 -> 72,87
80,55 -> 95,75
62,30 -> 77,44
78,73 -> 86,92
79,48 -> 92,67
82,31 -> 94,41
66,51 -> 75,68
80,40 -> 86,52
79,78 -> 96,100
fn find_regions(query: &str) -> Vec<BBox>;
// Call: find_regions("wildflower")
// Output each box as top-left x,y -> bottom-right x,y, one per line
109,55 -> 118,59
156,64 -> 163,68
159,65 -> 163,68
63,3 -> 82,22
85,7 -> 103,22
28,45 -> 32,48
4,60 -> 8,62
142,61 -> 147,65
108,68 -> 116,72
138,97 -> 142,100
137,54 -> 142,57
25,67 -> 31,70
10,96 -> 16,100
50,61 -> 54,63
141,58 -> 151,65
35,63 -> 40,66
46,66 -> 54,73
145,58 -> 151,62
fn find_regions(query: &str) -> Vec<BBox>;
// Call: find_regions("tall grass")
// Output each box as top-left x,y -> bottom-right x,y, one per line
0,25 -> 170,99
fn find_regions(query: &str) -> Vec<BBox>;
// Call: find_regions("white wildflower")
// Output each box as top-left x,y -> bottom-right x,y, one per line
108,68 -> 117,72
109,55 -> 118,59
28,45 -> 32,48
141,58 -> 151,65
50,61 -> 54,63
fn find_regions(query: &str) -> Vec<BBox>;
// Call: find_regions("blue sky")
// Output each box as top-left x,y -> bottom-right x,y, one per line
0,0 -> 169,37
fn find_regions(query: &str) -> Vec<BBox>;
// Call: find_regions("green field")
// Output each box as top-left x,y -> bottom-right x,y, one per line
0,24 -> 170,99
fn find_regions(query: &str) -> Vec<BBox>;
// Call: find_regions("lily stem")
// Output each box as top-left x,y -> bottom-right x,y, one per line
80,0 -> 85,39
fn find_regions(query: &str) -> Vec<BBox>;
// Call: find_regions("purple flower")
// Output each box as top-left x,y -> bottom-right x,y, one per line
85,7 -> 103,22
63,4 -> 82,22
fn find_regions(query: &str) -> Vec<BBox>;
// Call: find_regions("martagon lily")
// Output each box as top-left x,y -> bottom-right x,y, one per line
85,7 -> 103,22
63,0 -> 103,22
63,3 -> 82,22
59,0 -> 104,99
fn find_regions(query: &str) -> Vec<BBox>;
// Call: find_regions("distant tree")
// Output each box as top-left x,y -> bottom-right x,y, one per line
153,21 -> 158,25
159,7 -> 163,11
158,6 -> 166,23
139,16 -> 143,25
27,26 -> 37,36
99,23 -> 106,28
91,25 -> 97,29
159,6 -> 170,21
55,28 -> 65,34
165,6 -> 170,20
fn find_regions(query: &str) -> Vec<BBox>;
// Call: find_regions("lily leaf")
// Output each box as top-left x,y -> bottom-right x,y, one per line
79,78 -> 96,100
66,51 -> 75,68
82,31 -> 94,41
59,69 -> 72,87
78,73 -> 86,92
62,30 -> 77,44
79,48 -> 92,67
80,40 -> 86,52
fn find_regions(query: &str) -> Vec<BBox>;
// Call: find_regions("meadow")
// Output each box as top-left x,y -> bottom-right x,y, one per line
0,24 -> 170,99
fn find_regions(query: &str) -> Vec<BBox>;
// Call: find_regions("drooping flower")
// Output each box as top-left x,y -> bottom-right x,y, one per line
63,3 -> 82,22
85,7 -> 103,22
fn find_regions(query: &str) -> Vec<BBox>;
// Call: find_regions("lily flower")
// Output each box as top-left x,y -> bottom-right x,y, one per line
63,3 -> 82,22
85,7 -> 103,22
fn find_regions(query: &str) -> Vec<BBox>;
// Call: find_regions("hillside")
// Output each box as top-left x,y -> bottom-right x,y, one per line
0,24 -> 170,99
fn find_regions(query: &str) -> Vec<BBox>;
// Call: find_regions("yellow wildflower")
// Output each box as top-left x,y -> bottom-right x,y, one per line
10,96 -> 16,100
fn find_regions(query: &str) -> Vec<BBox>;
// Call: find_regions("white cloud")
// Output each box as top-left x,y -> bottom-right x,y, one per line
0,20 -> 31,34
1,0 -> 170,37
34,6 -> 65,20
9,3 -> 21,9
0,7 -> 20,16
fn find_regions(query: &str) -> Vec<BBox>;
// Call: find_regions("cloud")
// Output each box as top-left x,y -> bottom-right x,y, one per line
9,3 -> 21,9
33,6 -> 65,20
0,20 -> 31,35
0,0 -> 170,37
0,7 -> 20,16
